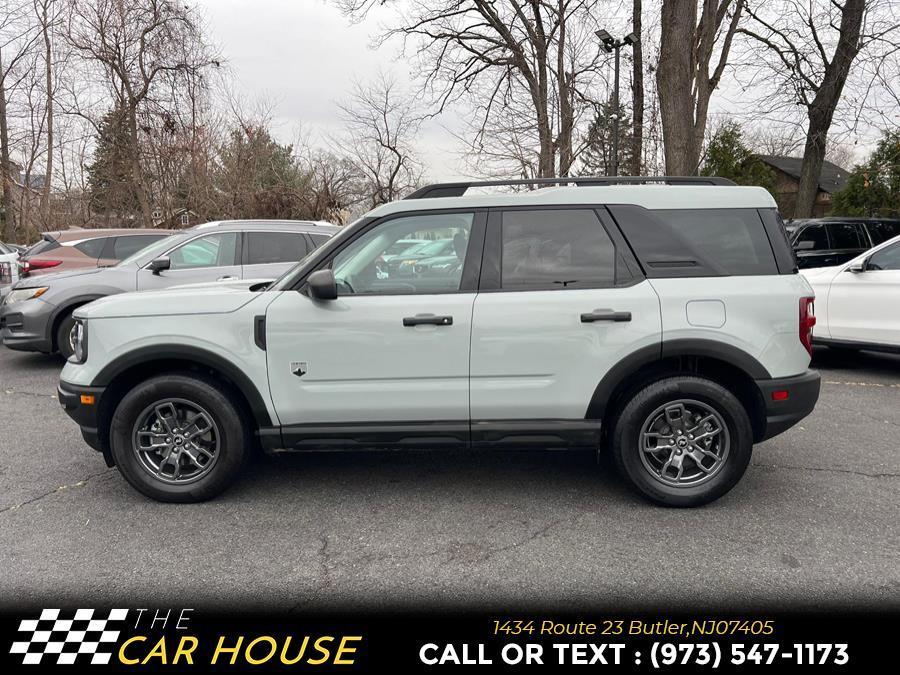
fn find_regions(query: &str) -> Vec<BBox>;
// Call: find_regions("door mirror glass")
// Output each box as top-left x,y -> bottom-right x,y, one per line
307,268 -> 338,300
149,256 -> 171,274
795,240 -> 816,251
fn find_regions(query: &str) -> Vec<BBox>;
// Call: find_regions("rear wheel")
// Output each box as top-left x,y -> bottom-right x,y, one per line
109,373 -> 249,502
611,376 -> 753,507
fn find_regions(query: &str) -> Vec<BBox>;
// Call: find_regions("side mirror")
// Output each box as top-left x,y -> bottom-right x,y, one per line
307,269 -> 338,301
795,240 -> 815,251
847,259 -> 867,273
148,256 -> 171,275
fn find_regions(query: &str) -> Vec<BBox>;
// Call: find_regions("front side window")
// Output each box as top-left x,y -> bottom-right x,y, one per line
500,209 -> 616,289
246,232 -> 310,265
168,232 -> 238,270
867,221 -> 900,245
330,213 -> 473,295
796,224 -> 828,250
867,242 -> 900,271
113,234 -> 167,260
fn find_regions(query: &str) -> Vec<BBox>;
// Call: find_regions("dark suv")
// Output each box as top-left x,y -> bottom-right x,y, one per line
788,217 -> 900,269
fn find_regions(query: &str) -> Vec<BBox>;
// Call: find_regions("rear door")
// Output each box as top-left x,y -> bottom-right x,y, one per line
469,207 -> 661,445
242,230 -> 312,280
827,240 -> 900,346
137,231 -> 242,290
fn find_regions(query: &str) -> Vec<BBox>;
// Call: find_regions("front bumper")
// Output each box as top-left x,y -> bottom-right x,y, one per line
58,380 -> 110,462
0,296 -> 55,352
755,369 -> 821,441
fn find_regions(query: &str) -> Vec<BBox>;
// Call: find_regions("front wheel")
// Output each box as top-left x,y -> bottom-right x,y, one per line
611,376 -> 753,507
55,312 -> 76,360
110,373 -> 249,502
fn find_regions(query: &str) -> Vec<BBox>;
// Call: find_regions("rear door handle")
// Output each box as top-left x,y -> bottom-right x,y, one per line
581,309 -> 632,323
403,314 -> 453,327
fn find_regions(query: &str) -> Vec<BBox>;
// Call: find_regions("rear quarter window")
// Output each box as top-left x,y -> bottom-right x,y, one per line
608,206 -> 778,277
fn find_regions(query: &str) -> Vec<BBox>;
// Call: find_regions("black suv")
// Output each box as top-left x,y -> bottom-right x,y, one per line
787,217 -> 900,269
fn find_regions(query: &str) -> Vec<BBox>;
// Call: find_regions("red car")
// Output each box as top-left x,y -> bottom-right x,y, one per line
21,228 -> 172,277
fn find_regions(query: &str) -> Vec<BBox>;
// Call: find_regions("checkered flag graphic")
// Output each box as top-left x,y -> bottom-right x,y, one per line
9,609 -> 128,665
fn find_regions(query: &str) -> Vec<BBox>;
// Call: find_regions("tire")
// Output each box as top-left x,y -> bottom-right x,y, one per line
55,312 -> 76,360
611,376 -> 753,507
109,373 -> 249,502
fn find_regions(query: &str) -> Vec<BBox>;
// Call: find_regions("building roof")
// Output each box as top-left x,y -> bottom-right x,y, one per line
757,155 -> 849,194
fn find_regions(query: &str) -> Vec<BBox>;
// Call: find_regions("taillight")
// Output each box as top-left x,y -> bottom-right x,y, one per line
799,296 -> 816,357
24,259 -> 62,273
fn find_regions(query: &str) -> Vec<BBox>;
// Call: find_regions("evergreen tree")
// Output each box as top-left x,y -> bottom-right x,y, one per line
86,106 -> 141,219
831,132 -> 900,217
580,102 -> 633,176
701,121 -> 776,193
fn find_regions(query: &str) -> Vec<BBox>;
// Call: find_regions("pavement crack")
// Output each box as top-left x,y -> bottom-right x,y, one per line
0,468 -> 115,515
752,462 -> 899,479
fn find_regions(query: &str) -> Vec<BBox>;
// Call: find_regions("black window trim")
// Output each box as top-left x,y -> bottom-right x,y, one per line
290,208 -> 488,296
479,204 -> 641,293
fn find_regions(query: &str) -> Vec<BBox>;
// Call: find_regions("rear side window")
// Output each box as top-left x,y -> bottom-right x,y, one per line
308,233 -> 331,247
867,221 -> 900,245
827,223 -> 864,249
500,209 -> 616,289
26,238 -> 60,256
73,237 -> 108,259
113,234 -> 167,260
245,232 -> 311,265
609,206 -> 777,277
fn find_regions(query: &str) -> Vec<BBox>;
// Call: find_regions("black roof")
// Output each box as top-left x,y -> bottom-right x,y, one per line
757,155 -> 849,194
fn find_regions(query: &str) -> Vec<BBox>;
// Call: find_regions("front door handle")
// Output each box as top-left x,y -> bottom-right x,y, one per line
403,314 -> 453,327
217,275 -> 238,281
581,309 -> 632,323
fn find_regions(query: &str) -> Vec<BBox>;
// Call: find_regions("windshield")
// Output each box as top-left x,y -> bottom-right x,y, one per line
116,233 -> 181,266
415,239 -> 450,256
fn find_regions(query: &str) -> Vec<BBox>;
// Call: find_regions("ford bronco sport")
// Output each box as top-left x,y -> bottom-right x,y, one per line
58,177 -> 820,506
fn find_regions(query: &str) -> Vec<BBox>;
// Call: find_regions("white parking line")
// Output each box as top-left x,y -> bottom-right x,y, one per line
823,380 -> 900,388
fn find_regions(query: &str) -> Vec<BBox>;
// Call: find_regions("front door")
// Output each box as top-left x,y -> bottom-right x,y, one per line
137,231 -> 242,290
265,211 -> 482,448
469,208 -> 662,444
827,240 -> 900,346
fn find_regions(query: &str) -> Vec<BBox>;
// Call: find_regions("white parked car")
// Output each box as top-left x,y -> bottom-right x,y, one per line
801,233 -> 900,354
0,241 -> 21,300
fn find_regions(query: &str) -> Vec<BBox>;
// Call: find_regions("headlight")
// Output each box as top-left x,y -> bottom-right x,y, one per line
71,319 -> 88,363
5,287 -> 49,304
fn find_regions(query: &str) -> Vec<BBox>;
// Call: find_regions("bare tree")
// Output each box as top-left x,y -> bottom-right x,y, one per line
656,0 -> 745,175
64,0 -> 216,226
336,74 -> 423,207
738,0 -> 889,217
339,0 -> 609,178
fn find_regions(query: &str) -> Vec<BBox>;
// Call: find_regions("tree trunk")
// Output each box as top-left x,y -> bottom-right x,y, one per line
0,59 -> 16,243
126,104 -> 152,227
794,0 -> 865,218
630,0 -> 644,175
657,0 -> 698,174
39,1 -> 53,229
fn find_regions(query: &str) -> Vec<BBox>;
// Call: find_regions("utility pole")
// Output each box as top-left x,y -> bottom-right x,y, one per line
595,30 -> 639,177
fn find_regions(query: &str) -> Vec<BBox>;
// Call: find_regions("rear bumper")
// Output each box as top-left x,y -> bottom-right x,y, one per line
755,369 -> 821,441
58,380 -> 108,457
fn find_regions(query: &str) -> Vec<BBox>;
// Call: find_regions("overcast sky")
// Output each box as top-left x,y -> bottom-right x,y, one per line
194,0 -> 464,180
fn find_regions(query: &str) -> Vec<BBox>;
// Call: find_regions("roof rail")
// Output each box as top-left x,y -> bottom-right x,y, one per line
405,176 -> 737,199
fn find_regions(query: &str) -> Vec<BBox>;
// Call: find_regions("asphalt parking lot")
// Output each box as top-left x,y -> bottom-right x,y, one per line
1,346 -> 897,612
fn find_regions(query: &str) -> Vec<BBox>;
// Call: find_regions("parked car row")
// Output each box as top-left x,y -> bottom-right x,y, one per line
1,220 -> 337,359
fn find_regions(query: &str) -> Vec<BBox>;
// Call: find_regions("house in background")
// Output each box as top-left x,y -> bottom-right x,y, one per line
152,207 -> 200,229
757,155 -> 850,218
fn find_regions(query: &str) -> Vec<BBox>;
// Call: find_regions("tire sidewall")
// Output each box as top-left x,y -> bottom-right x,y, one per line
110,374 -> 247,502
613,377 -> 753,507
56,313 -> 76,360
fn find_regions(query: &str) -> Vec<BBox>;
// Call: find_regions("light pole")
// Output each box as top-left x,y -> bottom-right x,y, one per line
595,30 -> 638,177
